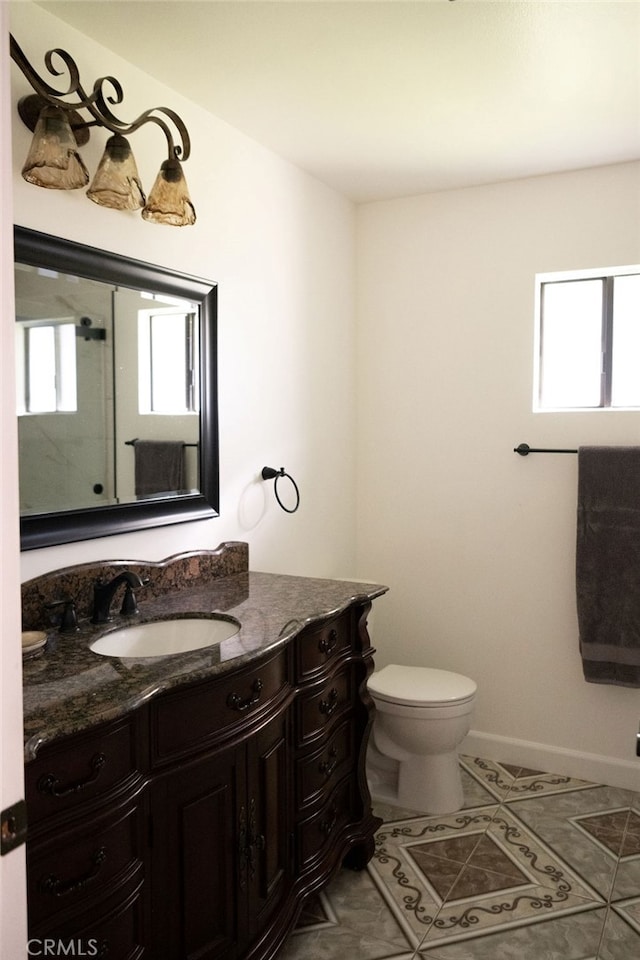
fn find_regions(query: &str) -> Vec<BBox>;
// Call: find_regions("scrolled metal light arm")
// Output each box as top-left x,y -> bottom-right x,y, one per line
10,34 -> 190,162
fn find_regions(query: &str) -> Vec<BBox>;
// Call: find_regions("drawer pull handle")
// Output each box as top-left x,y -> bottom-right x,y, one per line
320,803 -> 338,836
37,753 -> 107,798
318,629 -> 337,656
319,688 -> 339,717
40,846 -> 107,897
227,678 -> 263,712
318,747 -> 339,779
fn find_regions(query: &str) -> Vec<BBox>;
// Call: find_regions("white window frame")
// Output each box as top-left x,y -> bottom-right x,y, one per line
16,319 -> 77,415
137,306 -> 199,416
534,264 -> 640,411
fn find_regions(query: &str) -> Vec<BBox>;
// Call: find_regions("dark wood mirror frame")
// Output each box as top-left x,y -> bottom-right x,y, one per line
15,225 -> 219,550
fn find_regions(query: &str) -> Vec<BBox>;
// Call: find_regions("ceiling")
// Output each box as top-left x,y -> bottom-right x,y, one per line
33,0 -> 640,203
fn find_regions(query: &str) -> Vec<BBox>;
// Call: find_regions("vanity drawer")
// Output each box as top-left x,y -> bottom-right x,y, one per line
294,611 -> 355,682
28,802 -> 142,927
295,776 -> 357,870
26,718 -> 139,829
295,668 -> 355,747
29,870 -> 145,960
75,873 -> 145,960
151,652 -> 287,764
296,719 -> 355,811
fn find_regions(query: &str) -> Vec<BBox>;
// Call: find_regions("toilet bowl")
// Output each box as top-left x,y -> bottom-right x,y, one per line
367,664 -> 477,815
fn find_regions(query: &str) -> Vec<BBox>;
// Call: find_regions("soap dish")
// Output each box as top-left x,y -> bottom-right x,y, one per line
22,630 -> 48,659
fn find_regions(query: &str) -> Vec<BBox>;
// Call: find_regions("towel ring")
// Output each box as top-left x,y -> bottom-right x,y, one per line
261,466 -> 300,514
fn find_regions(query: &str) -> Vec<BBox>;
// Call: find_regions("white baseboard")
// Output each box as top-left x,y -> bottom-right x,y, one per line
461,730 -> 640,793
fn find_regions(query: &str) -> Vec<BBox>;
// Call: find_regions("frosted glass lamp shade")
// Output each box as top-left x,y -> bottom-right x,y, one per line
21,106 -> 89,190
142,158 -> 196,226
87,134 -> 146,210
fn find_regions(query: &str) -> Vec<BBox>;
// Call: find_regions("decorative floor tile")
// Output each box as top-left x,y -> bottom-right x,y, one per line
294,890 -> 337,931
282,866 -> 414,960
597,906 -> 640,959
458,765 -> 500,809
278,923 -> 415,960
373,798 -> 426,822
460,756 -> 597,802
610,851 -> 640,905
611,896 -> 640,935
415,908 -> 607,959
508,785 -> 639,903
320,867 -> 412,950
571,809 -> 640,859
291,756 -> 640,960
368,805 -> 604,949
407,832 -> 531,900
622,810 -> 640,857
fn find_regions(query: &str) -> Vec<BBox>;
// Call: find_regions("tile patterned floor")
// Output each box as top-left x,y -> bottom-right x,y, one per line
279,756 -> 640,959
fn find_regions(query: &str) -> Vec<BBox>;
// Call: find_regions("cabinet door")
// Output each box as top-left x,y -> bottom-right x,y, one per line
149,745 -> 244,960
242,711 -> 291,945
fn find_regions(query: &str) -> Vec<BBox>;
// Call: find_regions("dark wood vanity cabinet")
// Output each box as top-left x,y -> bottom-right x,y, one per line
147,706 -> 291,960
24,717 -> 147,959
24,602 -> 380,960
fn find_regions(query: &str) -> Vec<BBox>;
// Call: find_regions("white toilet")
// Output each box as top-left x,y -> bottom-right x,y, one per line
367,664 -> 477,815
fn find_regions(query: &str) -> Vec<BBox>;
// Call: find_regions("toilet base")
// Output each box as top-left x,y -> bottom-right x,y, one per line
398,751 -> 464,815
367,740 -> 465,816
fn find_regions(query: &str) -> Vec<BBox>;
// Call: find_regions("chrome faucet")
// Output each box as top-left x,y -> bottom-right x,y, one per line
91,571 -> 147,624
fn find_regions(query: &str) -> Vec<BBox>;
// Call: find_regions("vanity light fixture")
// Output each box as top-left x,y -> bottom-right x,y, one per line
10,35 -> 196,226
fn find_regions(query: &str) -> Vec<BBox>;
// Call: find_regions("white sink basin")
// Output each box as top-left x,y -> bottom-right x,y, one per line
90,616 -> 240,658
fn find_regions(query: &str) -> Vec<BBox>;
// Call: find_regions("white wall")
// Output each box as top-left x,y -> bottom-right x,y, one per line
11,2 -> 358,582
356,162 -> 640,789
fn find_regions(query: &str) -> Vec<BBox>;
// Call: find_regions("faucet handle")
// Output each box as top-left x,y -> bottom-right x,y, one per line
120,585 -> 139,616
45,598 -> 79,633
120,576 -> 149,616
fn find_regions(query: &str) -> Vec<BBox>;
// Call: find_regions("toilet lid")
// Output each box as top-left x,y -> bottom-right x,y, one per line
368,664 -> 477,706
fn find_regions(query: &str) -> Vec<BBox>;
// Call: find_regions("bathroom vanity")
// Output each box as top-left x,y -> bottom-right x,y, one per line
21,544 -> 387,959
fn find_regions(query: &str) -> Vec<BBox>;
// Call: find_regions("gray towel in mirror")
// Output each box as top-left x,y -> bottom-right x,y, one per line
134,440 -> 185,498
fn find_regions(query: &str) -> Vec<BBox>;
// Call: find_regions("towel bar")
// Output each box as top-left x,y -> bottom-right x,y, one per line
125,438 -> 199,448
514,443 -> 577,456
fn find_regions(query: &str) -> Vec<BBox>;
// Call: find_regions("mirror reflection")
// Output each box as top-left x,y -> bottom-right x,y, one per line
14,227 -> 219,550
16,266 -> 200,514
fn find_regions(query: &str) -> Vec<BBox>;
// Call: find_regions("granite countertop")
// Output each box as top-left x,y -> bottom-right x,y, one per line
22,570 -> 388,761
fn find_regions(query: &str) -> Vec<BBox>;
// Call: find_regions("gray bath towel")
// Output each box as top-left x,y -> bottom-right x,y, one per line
576,445 -> 640,687
134,440 -> 185,498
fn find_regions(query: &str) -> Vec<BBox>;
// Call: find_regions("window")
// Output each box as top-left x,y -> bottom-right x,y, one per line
16,321 -> 77,414
138,307 -> 199,415
535,267 -> 640,410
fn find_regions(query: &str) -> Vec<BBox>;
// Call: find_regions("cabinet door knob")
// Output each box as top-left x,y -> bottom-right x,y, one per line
227,678 -> 264,712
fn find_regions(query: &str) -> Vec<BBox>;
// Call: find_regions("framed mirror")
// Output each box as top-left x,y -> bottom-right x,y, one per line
14,226 -> 219,550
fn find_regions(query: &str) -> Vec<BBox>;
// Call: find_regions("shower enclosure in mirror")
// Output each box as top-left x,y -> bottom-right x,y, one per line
14,227 -> 219,550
